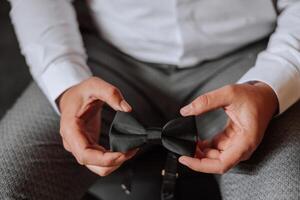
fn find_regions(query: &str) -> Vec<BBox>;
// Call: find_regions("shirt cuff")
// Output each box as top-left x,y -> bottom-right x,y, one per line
36,56 -> 92,114
238,55 -> 300,114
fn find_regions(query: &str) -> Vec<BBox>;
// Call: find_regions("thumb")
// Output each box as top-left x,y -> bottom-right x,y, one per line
85,77 -> 132,112
180,85 -> 234,116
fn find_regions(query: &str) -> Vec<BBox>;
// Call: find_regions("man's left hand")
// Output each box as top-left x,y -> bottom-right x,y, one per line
179,82 -> 278,174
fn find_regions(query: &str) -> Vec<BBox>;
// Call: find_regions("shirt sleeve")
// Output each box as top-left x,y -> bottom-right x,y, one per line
238,1 -> 300,114
8,0 -> 92,114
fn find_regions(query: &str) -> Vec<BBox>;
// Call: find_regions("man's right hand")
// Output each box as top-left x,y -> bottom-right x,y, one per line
58,77 -> 138,176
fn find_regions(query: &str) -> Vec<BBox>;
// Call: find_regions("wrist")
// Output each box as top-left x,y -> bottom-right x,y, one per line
56,85 -> 76,113
247,81 -> 279,116
56,92 -> 65,113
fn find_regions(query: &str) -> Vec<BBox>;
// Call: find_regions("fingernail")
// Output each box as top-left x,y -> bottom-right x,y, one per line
179,157 -> 187,165
120,100 -> 132,112
180,105 -> 191,116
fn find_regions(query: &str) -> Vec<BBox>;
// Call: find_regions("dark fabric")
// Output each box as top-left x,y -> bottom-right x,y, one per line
109,111 -> 198,200
161,153 -> 179,200
109,111 -> 197,156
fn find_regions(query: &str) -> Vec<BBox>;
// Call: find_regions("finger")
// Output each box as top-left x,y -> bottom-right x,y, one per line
211,131 -> 232,151
203,148 -> 221,159
195,145 -> 204,159
62,139 -> 72,152
86,165 -> 120,177
86,78 -> 132,112
179,156 -> 222,174
180,137 -> 246,174
180,85 -> 234,116
61,118 -> 127,167
124,148 -> 139,159
111,148 -> 139,164
77,99 -> 103,121
90,145 -> 133,166
197,139 -> 212,150
77,146 -> 125,167
195,140 -> 213,159
85,149 -> 140,177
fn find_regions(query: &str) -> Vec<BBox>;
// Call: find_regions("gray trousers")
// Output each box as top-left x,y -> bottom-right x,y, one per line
0,31 -> 299,200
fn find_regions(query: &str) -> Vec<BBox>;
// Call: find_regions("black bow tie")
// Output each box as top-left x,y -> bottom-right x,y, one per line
109,111 -> 198,156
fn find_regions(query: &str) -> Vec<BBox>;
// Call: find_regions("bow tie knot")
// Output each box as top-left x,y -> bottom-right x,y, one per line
145,127 -> 162,144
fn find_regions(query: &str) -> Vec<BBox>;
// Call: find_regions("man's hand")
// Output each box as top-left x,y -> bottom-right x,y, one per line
58,77 -> 138,176
178,82 -> 278,174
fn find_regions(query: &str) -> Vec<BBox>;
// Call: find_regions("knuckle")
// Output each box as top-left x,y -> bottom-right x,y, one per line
197,94 -> 210,107
60,125 -> 71,137
247,142 -> 256,153
99,169 -> 111,177
190,101 -> 198,110
242,144 -> 256,161
107,87 -> 120,97
86,77 -> 102,89
224,84 -> 237,94
243,137 -> 257,153
87,76 -> 99,84
193,166 -> 202,173
76,155 -> 85,165
218,166 -> 230,174
63,146 -> 70,152
59,127 -> 65,136
241,154 -> 251,161
62,141 -> 70,151
62,144 -> 67,150
102,159 -> 115,167
61,122 -> 76,137
217,162 -> 231,174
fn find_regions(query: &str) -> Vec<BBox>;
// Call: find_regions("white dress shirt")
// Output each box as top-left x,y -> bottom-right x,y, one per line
8,0 -> 300,114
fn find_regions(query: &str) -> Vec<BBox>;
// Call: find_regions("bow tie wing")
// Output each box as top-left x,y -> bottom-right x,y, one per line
109,111 -> 147,152
161,116 -> 198,156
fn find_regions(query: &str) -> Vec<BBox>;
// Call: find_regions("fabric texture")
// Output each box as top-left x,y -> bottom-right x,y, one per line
0,32 -> 299,200
0,83 -> 97,199
109,111 -> 197,156
217,101 -> 300,199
